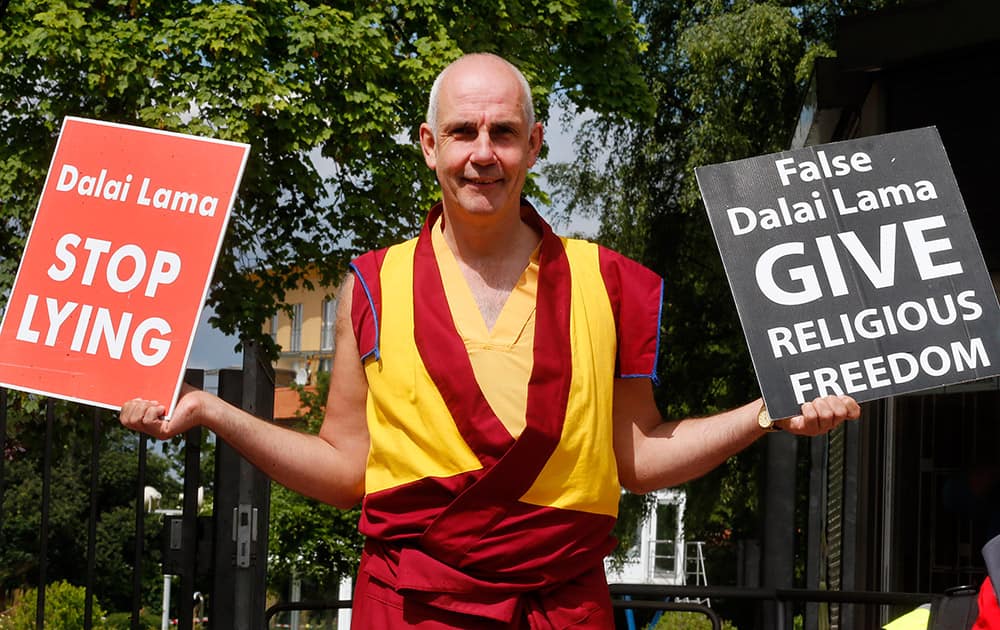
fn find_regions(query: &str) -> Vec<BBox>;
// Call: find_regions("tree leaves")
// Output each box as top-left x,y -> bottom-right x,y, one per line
550,0 -> 903,579
1,0 -> 651,359
0,396 -> 179,611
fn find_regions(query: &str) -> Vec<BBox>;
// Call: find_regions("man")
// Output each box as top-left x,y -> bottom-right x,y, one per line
121,53 -> 860,628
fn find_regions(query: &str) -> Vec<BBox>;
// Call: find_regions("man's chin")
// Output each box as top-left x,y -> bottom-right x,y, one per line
454,193 -> 509,216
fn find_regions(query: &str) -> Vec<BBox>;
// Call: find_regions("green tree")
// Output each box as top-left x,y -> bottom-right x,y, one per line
648,611 -> 738,630
0,0 -> 653,358
0,581 -> 107,630
549,0 -> 905,578
0,394 -> 179,613
267,371 -> 364,595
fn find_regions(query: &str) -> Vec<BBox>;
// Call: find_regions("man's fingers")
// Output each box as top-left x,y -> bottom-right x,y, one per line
783,395 -> 861,436
842,395 -> 862,420
119,399 -> 167,434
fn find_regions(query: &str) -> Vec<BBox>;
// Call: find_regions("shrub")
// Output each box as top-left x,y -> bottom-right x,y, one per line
648,610 -> 739,630
0,581 -> 106,629
103,610 -> 161,629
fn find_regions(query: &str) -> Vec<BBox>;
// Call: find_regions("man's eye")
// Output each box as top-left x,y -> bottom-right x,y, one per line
491,126 -> 517,140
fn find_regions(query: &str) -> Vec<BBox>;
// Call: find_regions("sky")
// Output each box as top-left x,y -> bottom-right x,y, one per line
186,106 -> 598,370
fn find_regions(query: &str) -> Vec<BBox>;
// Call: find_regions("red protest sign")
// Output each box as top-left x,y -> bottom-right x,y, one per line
0,117 -> 249,416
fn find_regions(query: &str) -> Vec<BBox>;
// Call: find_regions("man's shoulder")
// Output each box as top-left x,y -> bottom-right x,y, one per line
350,237 -> 420,271
559,238 -> 660,281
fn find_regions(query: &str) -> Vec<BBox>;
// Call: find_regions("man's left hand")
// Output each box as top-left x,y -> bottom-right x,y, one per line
779,395 -> 861,436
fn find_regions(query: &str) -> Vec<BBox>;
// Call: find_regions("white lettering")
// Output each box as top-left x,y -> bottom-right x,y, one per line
55,164 -> 78,191
15,294 -> 41,343
131,318 -> 172,366
904,215 -> 963,280
756,242 -> 822,306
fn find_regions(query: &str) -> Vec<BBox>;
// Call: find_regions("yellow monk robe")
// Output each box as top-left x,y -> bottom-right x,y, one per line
348,201 -> 663,624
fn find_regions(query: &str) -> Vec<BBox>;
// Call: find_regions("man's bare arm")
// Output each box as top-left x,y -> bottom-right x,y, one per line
120,275 -> 369,509
612,378 -> 860,494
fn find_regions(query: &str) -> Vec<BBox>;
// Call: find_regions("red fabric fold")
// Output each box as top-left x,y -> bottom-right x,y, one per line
358,540 -> 614,628
975,577 -> 1000,629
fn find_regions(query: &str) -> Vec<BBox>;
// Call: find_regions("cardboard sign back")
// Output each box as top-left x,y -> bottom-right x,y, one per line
0,117 -> 249,417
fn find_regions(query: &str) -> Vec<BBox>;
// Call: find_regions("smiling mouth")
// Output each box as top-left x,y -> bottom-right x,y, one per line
464,176 -> 502,185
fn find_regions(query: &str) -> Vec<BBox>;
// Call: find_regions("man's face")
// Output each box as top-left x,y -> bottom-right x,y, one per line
419,58 -> 543,221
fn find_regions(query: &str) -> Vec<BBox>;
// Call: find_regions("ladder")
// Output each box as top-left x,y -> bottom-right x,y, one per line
683,541 -> 711,607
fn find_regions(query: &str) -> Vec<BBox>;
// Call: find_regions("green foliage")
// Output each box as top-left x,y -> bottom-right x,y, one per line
0,581 -> 106,629
548,0 -> 909,584
0,0 -> 652,359
608,490 -> 657,569
647,610 -> 738,630
268,484 -> 363,586
102,610 -> 161,630
0,393 -> 177,612
269,371 -> 363,587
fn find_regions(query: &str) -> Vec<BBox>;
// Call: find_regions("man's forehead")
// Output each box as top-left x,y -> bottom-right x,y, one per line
439,61 -> 525,109
439,99 -> 524,123
437,89 -> 526,128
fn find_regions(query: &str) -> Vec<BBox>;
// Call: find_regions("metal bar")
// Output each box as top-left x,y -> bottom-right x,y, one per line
608,584 -> 936,606
84,406 -> 102,630
842,407 -> 862,627
761,431 -> 798,630
212,368 -> 242,628
131,431 -> 149,630
806,429 -> 828,630
881,398 -> 897,624
239,341 -> 273,629
211,343 -> 275,629
262,588 -> 935,628
177,369 -> 204,630
0,388 -> 7,558
38,399 -> 55,629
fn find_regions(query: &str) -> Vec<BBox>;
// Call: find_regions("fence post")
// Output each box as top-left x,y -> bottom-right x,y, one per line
85,406 -> 102,630
761,431 -> 797,630
176,368 -> 204,630
213,340 -> 274,629
38,399 -> 55,629
131,423 -> 149,630
0,388 -> 6,558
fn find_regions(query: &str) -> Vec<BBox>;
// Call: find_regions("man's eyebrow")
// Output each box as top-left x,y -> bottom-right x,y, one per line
442,120 -> 476,132
490,121 -> 520,133
441,119 -> 522,133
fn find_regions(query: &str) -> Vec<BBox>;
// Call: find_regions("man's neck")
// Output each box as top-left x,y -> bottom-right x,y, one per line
439,204 -> 541,330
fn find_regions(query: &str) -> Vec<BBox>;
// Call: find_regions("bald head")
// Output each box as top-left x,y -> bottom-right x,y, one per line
426,53 -> 535,134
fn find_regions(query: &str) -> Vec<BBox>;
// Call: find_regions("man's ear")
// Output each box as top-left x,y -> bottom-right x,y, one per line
527,122 -> 544,168
419,122 -> 437,170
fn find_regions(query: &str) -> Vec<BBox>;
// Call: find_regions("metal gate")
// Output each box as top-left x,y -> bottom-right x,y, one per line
0,342 -> 274,629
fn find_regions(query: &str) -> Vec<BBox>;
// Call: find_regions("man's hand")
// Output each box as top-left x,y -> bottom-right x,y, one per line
778,395 -> 861,436
119,383 -> 209,440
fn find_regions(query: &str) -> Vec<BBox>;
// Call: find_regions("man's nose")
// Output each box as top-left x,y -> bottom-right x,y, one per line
470,130 -> 495,163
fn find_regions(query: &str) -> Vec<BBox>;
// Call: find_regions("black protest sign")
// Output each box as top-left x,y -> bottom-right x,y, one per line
696,127 -> 1000,418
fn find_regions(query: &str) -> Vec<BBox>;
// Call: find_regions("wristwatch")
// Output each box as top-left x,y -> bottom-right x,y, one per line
757,403 -> 781,432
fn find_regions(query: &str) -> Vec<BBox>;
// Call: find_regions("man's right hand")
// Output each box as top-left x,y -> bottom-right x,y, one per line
119,383 -> 210,440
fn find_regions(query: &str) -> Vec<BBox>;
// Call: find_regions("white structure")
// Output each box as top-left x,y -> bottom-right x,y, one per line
337,575 -> 352,628
605,489 -> 707,588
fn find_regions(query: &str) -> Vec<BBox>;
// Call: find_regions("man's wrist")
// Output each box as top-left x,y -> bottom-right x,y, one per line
757,402 -> 781,433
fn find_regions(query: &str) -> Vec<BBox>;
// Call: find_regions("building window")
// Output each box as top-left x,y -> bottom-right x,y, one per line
321,298 -> 336,351
269,313 -> 279,342
290,303 -> 303,352
653,501 -> 679,578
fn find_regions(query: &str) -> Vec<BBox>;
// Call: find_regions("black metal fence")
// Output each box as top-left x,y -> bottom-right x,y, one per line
262,584 -> 966,630
1,349 -> 981,629
0,342 -> 274,629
